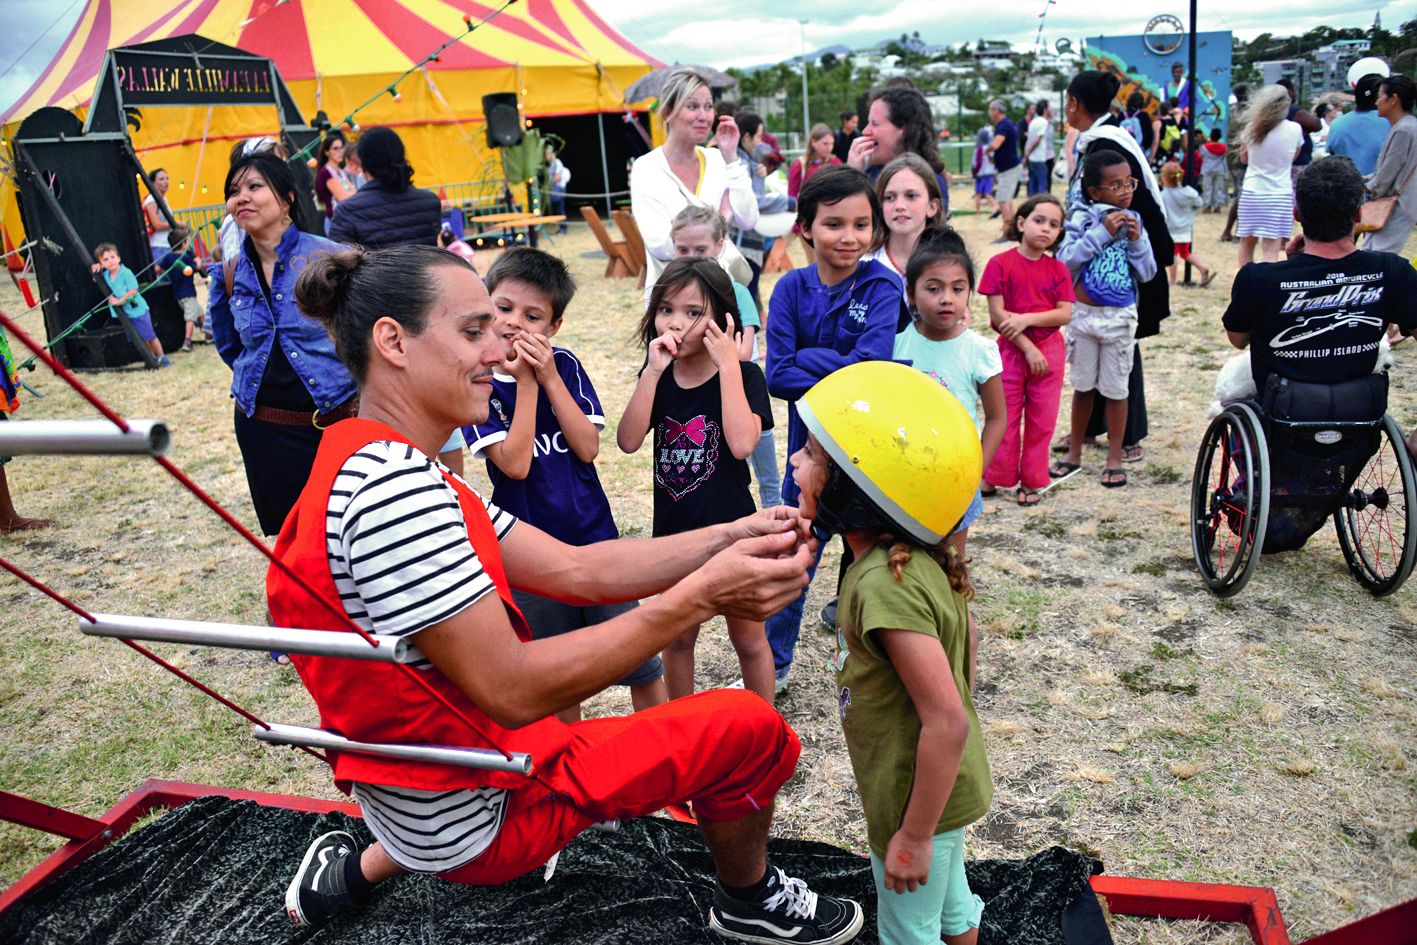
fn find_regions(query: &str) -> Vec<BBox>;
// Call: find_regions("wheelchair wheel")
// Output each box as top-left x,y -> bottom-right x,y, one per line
1334,414 -> 1417,596
1191,403 -> 1270,597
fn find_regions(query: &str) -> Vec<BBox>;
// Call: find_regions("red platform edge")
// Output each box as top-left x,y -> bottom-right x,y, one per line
2,783 -> 1413,944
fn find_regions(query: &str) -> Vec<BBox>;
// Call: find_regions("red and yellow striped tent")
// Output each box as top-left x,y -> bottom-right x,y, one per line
2,0 -> 660,240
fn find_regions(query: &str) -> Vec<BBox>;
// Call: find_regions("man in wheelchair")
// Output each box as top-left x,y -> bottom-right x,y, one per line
1219,156 -> 1417,552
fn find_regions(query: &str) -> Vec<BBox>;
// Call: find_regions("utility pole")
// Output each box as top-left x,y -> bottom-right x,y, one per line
800,20 -> 811,150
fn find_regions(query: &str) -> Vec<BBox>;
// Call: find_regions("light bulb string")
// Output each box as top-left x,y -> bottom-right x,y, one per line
287,0 -> 520,164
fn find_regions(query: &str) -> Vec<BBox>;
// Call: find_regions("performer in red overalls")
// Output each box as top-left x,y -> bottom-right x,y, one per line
270,243 -> 863,945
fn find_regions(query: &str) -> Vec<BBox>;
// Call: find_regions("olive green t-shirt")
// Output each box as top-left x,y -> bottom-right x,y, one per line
833,545 -> 993,857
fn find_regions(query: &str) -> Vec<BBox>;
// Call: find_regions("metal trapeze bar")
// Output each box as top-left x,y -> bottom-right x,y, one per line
79,613 -> 414,663
251,723 -> 534,775
0,419 -> 170,456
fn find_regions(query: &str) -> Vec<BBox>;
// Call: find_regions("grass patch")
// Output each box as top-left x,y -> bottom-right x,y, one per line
1118,664 -> 1200,697
1144,463 -> 1184,484
1022,518 -> 1067,540
1132,560 -> 1166,576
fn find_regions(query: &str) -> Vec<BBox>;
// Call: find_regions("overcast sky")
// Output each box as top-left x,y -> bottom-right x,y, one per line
1,0 -> 1409,113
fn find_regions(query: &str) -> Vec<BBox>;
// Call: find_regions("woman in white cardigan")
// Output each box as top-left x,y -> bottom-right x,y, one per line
630,67 -> 758,282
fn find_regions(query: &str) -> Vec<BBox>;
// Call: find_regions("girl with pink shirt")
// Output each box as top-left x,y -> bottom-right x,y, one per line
979,194 -> 1074,505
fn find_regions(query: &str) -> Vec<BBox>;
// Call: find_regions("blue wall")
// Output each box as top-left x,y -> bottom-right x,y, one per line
1084,31 -> 1234,141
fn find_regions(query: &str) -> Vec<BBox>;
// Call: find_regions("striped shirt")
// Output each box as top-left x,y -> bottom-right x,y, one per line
327,440 -> 517,873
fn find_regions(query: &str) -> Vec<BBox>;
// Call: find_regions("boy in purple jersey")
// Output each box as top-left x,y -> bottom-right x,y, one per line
464,249 -> 667,721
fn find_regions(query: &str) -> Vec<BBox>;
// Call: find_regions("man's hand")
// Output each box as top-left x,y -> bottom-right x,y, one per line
882,829 -> 933,894
727,505 -> 811,544
698,531 -> 815,621
1284,233 -> 1305,259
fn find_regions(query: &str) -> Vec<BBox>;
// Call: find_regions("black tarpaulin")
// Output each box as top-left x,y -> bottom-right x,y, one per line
0,796 -> 1110,944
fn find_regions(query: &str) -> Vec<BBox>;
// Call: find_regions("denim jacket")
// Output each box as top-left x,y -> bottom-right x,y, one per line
207,226 -> 357,417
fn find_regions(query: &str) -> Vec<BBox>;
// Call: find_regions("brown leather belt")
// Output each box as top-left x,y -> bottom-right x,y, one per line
252,397 -> 359,429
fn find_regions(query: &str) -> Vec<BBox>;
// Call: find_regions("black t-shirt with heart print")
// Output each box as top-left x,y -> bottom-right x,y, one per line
649,360 -> 773,537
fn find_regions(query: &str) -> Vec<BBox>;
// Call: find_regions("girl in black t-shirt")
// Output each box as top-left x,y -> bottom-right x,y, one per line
617,257 -> 777,704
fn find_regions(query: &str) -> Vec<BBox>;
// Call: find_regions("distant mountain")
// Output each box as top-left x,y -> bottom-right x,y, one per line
737,44 -> 854,73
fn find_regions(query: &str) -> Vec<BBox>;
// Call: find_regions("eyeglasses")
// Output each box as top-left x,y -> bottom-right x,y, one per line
1096,178 -> 1139,195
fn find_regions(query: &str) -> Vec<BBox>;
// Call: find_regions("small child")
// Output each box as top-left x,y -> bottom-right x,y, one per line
980,194 -> 1075,504
93,242 -> 169,367
1159,161 -> 1216,288
894,228 -> 1003,562
971,126 -> 998,215
153,227 -> 207,351
671,205 -> 781,508
789,360 -> 993,945
617,257 -> 776,703
1199,128 -> 1229,212
1054,150 -> 1156,488
465,248 -> 667,721
437,223 -> 478,269
764,164 -> 904,688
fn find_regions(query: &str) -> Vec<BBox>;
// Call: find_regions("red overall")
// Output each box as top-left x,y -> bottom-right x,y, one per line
267,418 -> 801,883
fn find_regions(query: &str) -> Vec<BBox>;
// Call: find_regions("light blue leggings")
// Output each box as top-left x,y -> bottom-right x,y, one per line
869,828 -> 984,944
750,428 -> 781,508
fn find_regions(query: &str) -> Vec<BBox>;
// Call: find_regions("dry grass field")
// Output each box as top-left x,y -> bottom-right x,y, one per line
0,199 -> 1413,943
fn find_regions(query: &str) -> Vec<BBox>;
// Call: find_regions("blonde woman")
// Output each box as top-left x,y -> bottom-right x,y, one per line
1236,85 -> 1304,266
787,123 -> 841,262
630,67 -> 757,282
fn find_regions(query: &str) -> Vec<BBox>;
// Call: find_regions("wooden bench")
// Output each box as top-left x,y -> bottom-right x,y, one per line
580,206 -> 639,278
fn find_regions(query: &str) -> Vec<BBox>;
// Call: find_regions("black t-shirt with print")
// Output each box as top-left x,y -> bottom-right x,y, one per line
1223,250 -> 1417,391
649,360 -> 773,537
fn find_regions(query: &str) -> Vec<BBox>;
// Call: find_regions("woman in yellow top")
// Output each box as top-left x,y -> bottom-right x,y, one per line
630,67 -> 758,282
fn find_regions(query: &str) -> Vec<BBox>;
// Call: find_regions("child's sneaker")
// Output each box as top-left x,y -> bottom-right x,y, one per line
285,830 -> 359,927
181,340 -> 193,353
708,866 -> 863,945
158,356 -> 173,367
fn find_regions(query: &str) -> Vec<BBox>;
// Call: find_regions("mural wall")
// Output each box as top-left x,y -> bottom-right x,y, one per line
1084,31 -> 1234,140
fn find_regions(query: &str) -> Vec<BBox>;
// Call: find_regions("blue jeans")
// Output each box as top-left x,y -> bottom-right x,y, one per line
750,429 -> 781,508
1026,160 -> 1050,196
765,535 -> 826,675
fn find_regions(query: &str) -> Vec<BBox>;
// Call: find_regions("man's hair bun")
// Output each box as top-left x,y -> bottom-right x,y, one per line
296,247 -> 368,328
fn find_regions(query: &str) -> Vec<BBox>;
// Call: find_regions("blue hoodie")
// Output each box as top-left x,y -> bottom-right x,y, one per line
766,257 -> 905,504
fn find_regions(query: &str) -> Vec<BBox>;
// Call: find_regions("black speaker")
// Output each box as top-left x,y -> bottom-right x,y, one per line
482,93 -> 524,148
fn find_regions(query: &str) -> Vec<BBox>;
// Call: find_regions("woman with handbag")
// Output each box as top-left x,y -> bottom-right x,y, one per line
1235,85 -> 1304,267
1362,74 -> 1417,255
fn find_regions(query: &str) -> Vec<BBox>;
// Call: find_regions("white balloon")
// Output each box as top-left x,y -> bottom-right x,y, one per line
1347,56 -> 1390,88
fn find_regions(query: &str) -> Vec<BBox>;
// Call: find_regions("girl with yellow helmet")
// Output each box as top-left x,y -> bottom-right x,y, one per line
790,361 -> 993,945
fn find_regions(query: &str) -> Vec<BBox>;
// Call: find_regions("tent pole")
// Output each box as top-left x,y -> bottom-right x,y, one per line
598,112 -> 612,219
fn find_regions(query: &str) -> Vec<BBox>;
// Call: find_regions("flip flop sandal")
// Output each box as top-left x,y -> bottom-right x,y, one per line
1200,271 -> 1217,288
1100,467 -> 1128,488
1017,487 -> 1042,506
981,485 -> 999,497
1050,460 -> 1081,479
1121,445 -> 1144,463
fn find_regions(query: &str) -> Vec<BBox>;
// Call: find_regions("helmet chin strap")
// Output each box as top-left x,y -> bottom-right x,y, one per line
813,463 -> 898,540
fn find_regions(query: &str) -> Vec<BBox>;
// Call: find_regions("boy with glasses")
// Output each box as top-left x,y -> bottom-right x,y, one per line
1052,150 -> 1155,488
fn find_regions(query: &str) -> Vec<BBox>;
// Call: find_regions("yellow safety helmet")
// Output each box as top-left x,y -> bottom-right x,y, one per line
797,361 -> 982,545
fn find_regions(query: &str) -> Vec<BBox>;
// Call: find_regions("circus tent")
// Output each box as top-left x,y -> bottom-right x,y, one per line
2,0 -> 661,241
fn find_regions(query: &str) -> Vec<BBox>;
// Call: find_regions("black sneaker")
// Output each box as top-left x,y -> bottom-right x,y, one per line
285,830 -> 359,927
818,598 -> 838,633
708,867 -> 863,944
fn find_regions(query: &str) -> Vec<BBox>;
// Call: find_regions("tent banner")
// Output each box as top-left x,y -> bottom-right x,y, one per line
113,51 -> 275,107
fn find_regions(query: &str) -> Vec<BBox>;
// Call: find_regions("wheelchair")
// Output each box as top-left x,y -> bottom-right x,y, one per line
1190,372 -> 1417,597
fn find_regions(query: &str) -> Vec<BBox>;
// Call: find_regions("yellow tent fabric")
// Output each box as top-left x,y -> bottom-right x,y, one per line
1,0 -> 658,243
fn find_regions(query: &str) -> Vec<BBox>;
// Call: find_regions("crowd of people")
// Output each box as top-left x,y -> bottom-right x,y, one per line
7,56 -> 1408,945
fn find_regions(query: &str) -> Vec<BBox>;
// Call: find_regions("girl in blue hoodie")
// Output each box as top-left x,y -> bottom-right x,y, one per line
763,164 -> 906,690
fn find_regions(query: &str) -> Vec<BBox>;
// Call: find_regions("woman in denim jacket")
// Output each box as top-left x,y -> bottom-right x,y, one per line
208,150 -> 358,539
